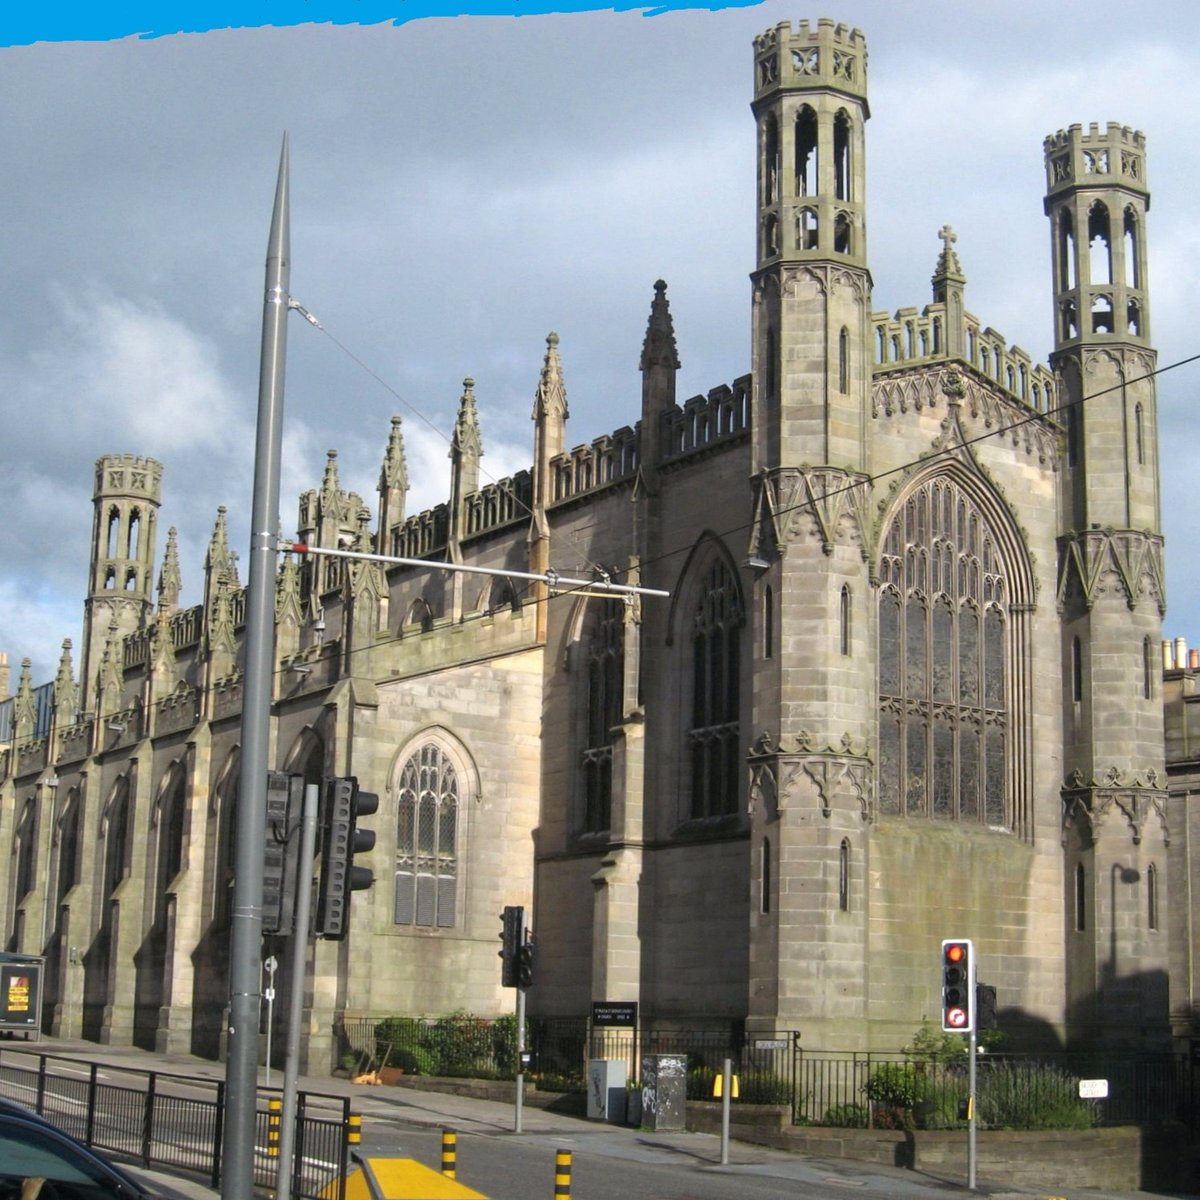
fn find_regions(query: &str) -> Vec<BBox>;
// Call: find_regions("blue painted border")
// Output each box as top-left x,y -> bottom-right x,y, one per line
4,1 -> 757,48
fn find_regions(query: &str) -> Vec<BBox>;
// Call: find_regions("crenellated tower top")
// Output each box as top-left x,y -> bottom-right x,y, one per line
752,19 -> 868,109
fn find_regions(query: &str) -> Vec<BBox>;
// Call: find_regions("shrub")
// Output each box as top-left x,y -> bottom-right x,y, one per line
374,1016 -> 423,1066
823,1103 -> 868,1127
738,1072 -> 792,1105
976,1060 -> 1099,1130
425,1011 -> 497,1077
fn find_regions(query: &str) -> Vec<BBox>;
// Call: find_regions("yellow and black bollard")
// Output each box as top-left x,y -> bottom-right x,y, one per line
554,1148 -> 572,1200
267,1098 -> 282,1160
441,1129 -> 458,1178
346,1112 -> 363,1149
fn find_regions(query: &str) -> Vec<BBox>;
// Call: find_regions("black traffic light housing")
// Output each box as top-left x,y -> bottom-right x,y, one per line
940,939 -> 975,1033
499,905 -> 523,988
517,939 -> 535,989
263,772 -> 303,935
316,776 -> 379,940
976,982 -> 998,1031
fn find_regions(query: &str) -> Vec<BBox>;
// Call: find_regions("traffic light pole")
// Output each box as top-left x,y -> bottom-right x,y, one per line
514,983 -> 526,1134
968,1027 -> 977,1190
276,782 -> 318,1200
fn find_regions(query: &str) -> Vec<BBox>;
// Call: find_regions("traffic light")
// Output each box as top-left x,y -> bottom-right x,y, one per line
263,772 -> 303,935
976,982 -> 998,1031
499,905 -> 523,988
940,939 -> 975,1032
517,938 -> 535,990
316,776 -> 379,940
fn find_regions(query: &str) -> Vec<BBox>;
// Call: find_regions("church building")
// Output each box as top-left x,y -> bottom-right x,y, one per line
0,19 -> 1176,1066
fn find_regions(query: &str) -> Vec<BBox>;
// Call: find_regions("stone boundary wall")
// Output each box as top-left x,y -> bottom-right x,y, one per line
686,1101 -> 1197,1192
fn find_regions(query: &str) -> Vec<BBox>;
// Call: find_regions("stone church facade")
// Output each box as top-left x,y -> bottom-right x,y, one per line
0,19 -> 1179,1065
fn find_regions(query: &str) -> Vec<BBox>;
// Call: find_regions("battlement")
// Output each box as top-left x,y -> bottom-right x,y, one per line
93,454 -> 163,500
754,18 -> 866,54
753,17 -> 868,102
1043,122 -> 1148,196
1044,121 -> 1145,155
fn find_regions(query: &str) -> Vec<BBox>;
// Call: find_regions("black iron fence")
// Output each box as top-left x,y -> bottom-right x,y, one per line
0,1047 -> 353,1199
342,1013 -> 1195,1129
793,1047 -> 1191,1129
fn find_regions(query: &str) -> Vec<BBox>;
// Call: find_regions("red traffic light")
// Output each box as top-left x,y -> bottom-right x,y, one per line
940,938 -> 975,1033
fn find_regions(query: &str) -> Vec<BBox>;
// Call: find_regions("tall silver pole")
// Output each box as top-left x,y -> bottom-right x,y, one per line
223,135 -> 290,1200
276,784 -> 318,1200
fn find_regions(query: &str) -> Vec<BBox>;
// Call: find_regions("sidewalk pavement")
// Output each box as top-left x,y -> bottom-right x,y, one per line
16,1036 -> 1197,1200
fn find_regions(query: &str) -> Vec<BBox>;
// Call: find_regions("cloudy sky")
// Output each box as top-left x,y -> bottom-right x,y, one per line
2,1 -> 1198,685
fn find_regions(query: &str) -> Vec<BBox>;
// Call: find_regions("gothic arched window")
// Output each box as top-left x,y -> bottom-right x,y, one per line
878,476 -> 1011,826
581,599 -> 625,834
395,743 -> 459,929
689,559 -> 743,819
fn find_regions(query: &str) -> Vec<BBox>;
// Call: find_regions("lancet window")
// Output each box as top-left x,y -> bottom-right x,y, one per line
877,476 -> 1010,826
395,743 -> 459,929
581,599 -> 625,833
689,559 -> 743,819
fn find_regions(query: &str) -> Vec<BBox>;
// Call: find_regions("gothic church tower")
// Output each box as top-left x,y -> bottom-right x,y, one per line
80,455 -> 162,710
1048,125 -> 1170,1045
746,20 -> 875,1042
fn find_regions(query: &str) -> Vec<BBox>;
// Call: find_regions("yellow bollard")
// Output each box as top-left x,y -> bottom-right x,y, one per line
554,1148 -> 572,1200
267,1098 -> 281,1159
441,1129 -> 458,1178
346,1112 -> 363,1148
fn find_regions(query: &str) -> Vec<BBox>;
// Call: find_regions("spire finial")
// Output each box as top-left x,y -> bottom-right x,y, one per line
640,279 -> 681,373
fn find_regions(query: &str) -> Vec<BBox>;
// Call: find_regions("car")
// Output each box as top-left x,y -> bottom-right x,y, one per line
0,1109 -> 157,1200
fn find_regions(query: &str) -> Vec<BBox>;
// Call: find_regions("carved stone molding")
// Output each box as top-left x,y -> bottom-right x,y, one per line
1061,780 -> 1169,848
748,730 -> 873,822
873,364 -> 1059,468
754,467 -> 872,559
1056,528 -> 1166,615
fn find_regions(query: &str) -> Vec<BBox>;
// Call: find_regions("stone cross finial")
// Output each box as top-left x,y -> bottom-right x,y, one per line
938,224 -> 957,253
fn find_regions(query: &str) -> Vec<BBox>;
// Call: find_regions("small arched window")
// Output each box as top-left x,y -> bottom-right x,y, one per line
839,585 -> 851,657
838,839 -> 850,912
761,837 -> 771,915
795,106 -> 818,197
838,327 -> 849,393
1143,636 -> 1154,700
1147,863 -> 1159,931
1072,636 -> 1084,703
763,584 -> 774,660
833,109 -> 852,201
1134,402 -> 1145,466
1075,863 -> 1087,932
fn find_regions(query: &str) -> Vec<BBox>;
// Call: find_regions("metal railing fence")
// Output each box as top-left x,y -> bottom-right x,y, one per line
792,1047 -> 1191,1129
342,1012 -> 1195,1128
0,1047 -> 352,1199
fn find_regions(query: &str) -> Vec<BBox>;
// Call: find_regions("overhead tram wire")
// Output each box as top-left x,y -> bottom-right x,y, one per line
288,298 -> 613,592
282,298 -> 1200,675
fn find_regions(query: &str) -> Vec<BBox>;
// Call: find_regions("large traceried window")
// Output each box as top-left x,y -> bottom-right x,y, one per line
395,744 -> 459,929
689,559 -> 743,819
878,477 -> 1010,826
581,599 -> 625,834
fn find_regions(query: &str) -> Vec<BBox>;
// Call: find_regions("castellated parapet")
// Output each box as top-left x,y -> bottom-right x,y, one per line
1043,121 -> 1148,197
93,454 -> 163,502
753,18 -> 868,108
